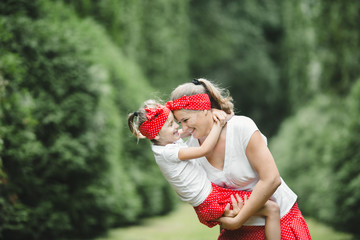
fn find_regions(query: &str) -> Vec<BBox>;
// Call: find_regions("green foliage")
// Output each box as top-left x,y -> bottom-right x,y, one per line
281,0 -> 360,110
0,1 -> 177,239
270,95 -> 343,221
0,19 -> 32,238
0,0 -> 40,18
275,0 -> 360,235
270,80 -> 360,235
331,80 -> 360,234
62,0 -> 190,95
188,0 -> 285,136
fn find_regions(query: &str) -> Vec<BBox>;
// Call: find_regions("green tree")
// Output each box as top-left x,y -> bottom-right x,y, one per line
0,1 -> 177,238
62,0 -> 191,95
281,0 -> 360,110
188,0 -> 285,136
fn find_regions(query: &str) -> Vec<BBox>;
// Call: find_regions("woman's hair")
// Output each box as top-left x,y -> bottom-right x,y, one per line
128,99 -> 161,143
170,78 -> 234,114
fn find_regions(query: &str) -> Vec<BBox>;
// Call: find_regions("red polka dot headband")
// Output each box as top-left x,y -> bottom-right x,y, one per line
166,94 -> 211,111
139,104 -> 170,140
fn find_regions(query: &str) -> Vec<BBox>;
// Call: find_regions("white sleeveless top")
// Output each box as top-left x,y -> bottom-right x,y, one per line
188,116 -> 297,226
152,140 -> 212,207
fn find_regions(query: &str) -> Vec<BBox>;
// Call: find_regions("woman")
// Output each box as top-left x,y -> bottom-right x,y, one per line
166,78 -> 311,239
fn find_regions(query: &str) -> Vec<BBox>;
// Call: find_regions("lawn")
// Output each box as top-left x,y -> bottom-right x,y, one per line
97,203 -> 353,240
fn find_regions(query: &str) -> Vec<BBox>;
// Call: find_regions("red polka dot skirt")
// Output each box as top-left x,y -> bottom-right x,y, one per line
194,183 -> 251,228
217,203 -> 312,240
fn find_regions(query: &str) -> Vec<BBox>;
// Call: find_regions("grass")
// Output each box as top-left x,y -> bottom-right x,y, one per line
305,218 -> 353,240
97,203 -> 354,240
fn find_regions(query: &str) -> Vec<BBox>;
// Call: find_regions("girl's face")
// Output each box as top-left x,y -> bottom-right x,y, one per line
173,109 -> 212,140
155,112 -> 180,145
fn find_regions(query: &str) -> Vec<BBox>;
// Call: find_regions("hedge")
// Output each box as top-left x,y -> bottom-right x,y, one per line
270,79 -> 360,235
0,1 -> 177,239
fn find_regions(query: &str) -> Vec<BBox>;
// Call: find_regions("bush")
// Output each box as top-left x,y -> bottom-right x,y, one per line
0,1 -> 177,239
63,0 -> 190,94
331,79 -> 360,234
270,95 -> 342,220
270,79 -> 360,235
281,0 -> 360,110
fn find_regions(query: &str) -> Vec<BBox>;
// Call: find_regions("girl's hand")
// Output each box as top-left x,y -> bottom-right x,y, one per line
223,194 -> 246,217
212,109 -> 227,127
217,194 -> 247,230
225,111 -> 235,121
212,109 -> 234,127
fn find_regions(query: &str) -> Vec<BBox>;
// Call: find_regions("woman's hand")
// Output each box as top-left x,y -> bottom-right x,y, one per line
218,216 -> 241,230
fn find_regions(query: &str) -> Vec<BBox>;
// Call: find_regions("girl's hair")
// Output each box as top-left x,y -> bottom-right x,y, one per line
170,78 -> 234,114
128,99 -> 161,143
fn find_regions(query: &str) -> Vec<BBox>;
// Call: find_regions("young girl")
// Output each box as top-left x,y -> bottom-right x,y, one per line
128,99 -> 281,240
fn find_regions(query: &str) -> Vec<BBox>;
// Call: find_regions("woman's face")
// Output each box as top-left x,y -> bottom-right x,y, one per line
173,109 -> 212,139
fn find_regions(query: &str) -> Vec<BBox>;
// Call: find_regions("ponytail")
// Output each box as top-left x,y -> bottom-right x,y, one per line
198,78 -> 233,114
170,78 -> 234,114
128,111 -> 145,139
127,99 -> 161,141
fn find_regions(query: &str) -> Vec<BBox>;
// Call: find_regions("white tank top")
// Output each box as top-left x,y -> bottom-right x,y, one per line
188,116 -> 297,226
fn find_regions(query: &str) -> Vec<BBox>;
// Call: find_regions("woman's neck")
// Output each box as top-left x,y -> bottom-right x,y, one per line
198,136 -> 207,145
198,120 -> 214,145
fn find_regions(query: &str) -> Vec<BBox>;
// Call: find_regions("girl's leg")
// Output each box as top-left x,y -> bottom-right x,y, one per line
256,200 -> 280,240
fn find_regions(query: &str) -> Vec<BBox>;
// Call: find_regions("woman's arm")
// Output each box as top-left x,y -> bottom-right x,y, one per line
178,121 -> 222,160
218,131 -> 281,230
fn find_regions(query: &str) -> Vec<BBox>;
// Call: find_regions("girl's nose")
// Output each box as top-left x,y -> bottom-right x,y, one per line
181,124 -> 188,132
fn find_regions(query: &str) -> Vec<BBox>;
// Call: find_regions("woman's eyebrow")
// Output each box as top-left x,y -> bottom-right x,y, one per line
177,118 -> 185,122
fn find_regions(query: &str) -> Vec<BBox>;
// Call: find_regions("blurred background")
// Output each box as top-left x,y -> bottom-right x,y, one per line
0,0 -> 359,239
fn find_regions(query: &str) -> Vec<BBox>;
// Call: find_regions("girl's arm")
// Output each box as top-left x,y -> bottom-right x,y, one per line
218,131 -> 281,229
178,120 -> 223,161
178,109 -> 227,161
212,109 -> 234,122
178,121 -> 222,160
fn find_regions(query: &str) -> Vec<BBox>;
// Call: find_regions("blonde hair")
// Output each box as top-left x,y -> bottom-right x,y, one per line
170,78 -> 234,114
128,99 -> 162,143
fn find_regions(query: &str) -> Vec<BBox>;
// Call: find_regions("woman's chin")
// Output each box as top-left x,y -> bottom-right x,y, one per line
192,131 -> 200,139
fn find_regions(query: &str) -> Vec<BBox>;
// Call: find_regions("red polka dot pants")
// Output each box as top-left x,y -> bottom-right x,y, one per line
217,203 -> 312,240
194,183 -> 251,228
